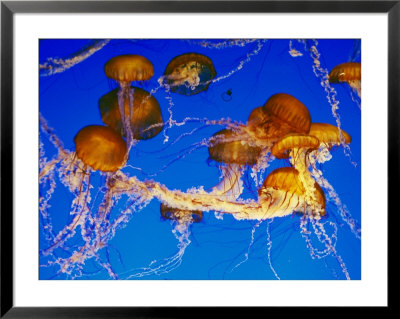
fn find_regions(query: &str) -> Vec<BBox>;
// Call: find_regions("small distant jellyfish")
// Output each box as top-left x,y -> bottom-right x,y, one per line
329,62 -> 361,98
247,93 -> 312,142
99,87 -> 164,140
74,125 -> 128,172
162,53 -> 217,95
160,203 -> 203,224
104,54 -> 154,145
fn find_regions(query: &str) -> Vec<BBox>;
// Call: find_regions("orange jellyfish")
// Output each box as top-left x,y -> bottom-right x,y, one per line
247,93 -> 312,142
99,87 -> 163,140
271,133 -> 320,161
208,129 -> 261,166
41,125 -> 128,259
74,125 -> 128,172
258,167 -> 326,218
256,166 -> 351,280
160,203 -> 203,224
104,54 -> 154,88
308,123 -> 352,150
306,123 -> 359,240
329,62 -> 361,98
270,133 -> 323,210
306,122 -> 352,188
104,55 -> 154,146
163,53 -> 217,95
208,129 -> 261,200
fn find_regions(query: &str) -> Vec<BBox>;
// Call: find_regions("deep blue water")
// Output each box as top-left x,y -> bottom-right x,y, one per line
39,39 -> 361,280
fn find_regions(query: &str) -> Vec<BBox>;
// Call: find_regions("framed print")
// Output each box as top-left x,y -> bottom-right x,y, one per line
1,0 -> 394,317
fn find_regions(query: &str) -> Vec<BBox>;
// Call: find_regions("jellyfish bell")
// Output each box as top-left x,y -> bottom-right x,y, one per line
309,123 -> 352,149
329,62 -> 361,97
247,93 -> 312,141
74,125 -> 128,172
271,133 -> 320,160
160,203 -> 203,224
246,106 -> 271,141
104,54 -> 154,86
162,52 -> 217,95
99,87 -> 164,140
257,167 -> 326,219
329,62 -> 361,85
263,93 -> 312,136
208,129 -> 261,166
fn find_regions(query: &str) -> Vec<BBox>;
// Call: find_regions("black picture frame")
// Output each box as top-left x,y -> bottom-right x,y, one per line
1,1 -> 394,317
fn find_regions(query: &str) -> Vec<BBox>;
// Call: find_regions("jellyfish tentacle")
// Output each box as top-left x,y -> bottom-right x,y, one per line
40,39 -> 110,76
311,218 -> 350,280
266,218 -> 281,279
210,164 -> 244,201
41,168 -> 92,256
231,220 -> 262,272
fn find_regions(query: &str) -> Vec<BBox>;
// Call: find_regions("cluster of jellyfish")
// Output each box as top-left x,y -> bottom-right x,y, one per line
39,39 -> 361,280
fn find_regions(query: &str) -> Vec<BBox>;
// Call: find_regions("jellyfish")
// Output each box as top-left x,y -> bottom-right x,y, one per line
308,122 -> 352,150
247,93 -> 312,142
117,203 -> 202,279
38,39 -> 360,280
271,133 -> 323,210
212,97 -> 312,194
160,204 -> 203,224
231,166 -> 325,221
208,128 -> 261,166
307,122 -> 352,171
329,62 -> 361,98
208,128 -> 262,201
40,125 -> 129,276
104,54 -> 154,86
306,123 -> 360,238
155,204 -> 202,275
259,167 -> 326,218
254,167 -> 350,279
162,53 -> 217,95
299,122 -> 353,174
272,124 -> 360,240
160,204 -> 202,261
271,133 -> 320,163
99,87 -> 163,140
104,54 -> 154,146
270,126 -> 351,209
74,125 -> 128,172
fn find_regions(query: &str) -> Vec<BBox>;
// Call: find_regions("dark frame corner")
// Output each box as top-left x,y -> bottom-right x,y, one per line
1,1 -> 396,318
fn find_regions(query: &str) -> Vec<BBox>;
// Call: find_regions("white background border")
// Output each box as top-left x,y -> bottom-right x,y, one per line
14,13 -> 388,307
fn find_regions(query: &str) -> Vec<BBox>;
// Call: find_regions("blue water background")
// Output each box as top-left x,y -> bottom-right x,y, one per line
39,39 -> 361,280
